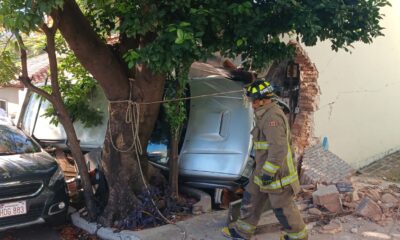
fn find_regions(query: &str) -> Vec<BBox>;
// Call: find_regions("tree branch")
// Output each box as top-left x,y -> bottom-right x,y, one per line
41,14 -> 59,36
40,22 -> 61,98
16,33 -> 53,101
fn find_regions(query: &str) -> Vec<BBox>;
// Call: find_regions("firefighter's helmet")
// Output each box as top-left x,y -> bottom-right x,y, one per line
246,80 -> 274,100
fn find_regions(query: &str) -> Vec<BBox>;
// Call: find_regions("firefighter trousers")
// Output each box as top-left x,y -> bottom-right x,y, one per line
231,179 -> 308,240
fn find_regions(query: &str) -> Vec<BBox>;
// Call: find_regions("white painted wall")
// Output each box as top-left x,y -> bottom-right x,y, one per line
0,87 -> 26,120
304,1 -> 400,169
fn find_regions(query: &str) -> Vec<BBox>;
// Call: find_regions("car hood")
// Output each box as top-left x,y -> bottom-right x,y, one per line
0,152 -> 58,181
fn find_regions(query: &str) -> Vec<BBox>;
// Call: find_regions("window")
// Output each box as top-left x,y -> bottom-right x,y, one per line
0,125 -> 41,155
0,100 -> 7,116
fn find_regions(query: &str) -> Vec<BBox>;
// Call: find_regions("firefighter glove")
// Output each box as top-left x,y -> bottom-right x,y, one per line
259,173 -> 274,186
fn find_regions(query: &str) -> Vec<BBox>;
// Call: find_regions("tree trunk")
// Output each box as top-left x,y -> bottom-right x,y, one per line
169,135 -> 179,200
55,0 -> 130,101
98,102 -> 142,225
55,102 -> 97,220
56,0 -> 166,226
46,29 -> 97,219
99,65 -> 165,226
45,29 -> 98,220
18,26 -> 98,220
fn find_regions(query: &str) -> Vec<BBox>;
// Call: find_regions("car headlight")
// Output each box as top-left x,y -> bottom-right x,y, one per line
49,166 -> 65,187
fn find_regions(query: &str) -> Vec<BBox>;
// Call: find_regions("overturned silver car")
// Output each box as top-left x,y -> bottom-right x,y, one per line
18,75 -> 290,193
148,76 -> 255,190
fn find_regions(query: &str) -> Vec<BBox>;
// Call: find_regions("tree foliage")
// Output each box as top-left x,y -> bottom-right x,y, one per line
0,49 -> 19,83
0,15 -> 102,128
83,0 -> 390,72
0,31 -> 19,83
1,0 -> 389,123
40,34 -> 103,128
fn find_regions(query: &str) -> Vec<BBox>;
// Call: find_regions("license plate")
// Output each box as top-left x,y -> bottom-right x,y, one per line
0,201 -> 27,218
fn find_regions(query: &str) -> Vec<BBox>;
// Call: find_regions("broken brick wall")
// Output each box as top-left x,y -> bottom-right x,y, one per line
289,41 -> 321,159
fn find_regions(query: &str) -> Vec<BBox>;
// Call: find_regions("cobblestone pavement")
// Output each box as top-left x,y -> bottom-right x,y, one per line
360,150 -> 400,182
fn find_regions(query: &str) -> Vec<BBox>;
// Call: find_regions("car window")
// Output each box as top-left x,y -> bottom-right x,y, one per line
0,125 -> 41,155
147,110 -> 170,165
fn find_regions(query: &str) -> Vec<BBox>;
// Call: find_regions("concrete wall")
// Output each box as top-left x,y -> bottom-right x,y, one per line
0,87 -> 25,120
304,1 -> 400,169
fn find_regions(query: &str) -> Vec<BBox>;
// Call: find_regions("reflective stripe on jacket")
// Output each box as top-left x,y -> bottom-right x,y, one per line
251,102 -> 300,194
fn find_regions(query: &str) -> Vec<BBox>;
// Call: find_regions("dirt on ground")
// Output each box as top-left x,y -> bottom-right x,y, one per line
0,223 -> 98,240
254,213 -> 400,240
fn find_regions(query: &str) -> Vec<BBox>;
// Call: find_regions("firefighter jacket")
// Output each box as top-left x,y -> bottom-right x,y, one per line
251,101 -> 301,194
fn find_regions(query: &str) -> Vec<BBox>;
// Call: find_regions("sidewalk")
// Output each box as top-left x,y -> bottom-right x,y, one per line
134,211 -> 400,240
361,150 -> 400,182
72,208 -> 400,240
71,176 -> 400,240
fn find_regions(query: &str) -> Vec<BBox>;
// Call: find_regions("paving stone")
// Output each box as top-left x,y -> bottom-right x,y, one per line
360,150 -> 400,182
355,197 -> 383,221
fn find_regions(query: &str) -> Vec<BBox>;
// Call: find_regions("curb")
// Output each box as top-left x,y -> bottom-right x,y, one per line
71,187 -> 212,240
71,212 -> 142,240
71,212 -> 99,235
97,228 -> 141,240
181,185 -> 212,214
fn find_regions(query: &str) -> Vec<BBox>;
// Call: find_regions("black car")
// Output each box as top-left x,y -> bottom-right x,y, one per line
0,123 -> 69,231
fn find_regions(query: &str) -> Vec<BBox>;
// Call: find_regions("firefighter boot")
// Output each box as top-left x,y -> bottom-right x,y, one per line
221,227 -> 246,240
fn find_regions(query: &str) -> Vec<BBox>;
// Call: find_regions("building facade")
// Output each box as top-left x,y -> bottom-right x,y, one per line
303,1 -> 400,168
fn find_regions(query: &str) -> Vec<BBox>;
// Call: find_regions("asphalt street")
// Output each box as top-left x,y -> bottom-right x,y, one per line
0,224 -> 60,240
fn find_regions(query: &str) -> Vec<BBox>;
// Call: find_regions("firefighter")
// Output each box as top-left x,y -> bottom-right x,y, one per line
222,80 -> 307,240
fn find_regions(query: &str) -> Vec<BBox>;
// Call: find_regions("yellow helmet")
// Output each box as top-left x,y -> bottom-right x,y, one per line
246,80 -> 274,100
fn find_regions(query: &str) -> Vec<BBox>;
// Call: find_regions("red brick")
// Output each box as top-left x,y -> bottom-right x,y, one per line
365,189 -> 381,202
318,220 -> 343,234
355,197 -> 383,221
288,41 -> 320,157
312,185 -> 342,213
381,193 -> 398,204
308,207 -> 322,216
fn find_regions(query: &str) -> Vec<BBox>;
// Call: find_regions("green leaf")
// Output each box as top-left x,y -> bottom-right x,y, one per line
236,39 -> 244,47
179,21 -> 191,27
177,29 -> 184,39
175,29 -> 185,44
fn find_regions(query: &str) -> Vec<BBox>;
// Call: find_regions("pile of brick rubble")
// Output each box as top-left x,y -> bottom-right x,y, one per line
295,177 -> 400,235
